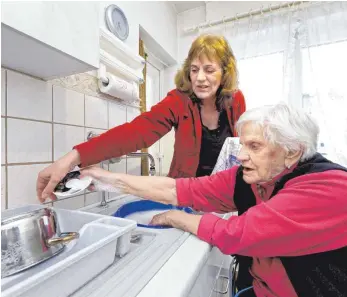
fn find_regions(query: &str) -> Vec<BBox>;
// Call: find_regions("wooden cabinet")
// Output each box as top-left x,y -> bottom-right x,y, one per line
1,2 -> 99,80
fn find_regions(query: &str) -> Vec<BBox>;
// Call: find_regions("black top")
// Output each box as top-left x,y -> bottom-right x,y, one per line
195,108 -> 233,177
233,154 -> 347,296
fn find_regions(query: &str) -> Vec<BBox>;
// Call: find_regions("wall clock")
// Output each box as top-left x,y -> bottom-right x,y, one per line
105,4 -> 129,41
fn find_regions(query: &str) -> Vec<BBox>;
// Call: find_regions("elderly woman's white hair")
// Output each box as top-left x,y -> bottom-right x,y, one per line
236,103 -> 319,161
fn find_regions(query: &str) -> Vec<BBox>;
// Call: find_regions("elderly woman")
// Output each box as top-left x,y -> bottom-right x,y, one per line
37,34 -> 246,202
81,104 -> 347,297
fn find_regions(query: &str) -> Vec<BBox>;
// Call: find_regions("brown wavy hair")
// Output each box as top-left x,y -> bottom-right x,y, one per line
175,34 -> 238,105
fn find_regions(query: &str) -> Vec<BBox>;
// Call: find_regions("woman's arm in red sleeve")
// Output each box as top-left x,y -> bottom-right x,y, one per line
197,170 -> 347,257
74,91 -> 180,167
176,166 -> 239,213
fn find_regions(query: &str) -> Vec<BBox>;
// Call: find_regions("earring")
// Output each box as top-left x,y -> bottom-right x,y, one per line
286,164 -> 291,169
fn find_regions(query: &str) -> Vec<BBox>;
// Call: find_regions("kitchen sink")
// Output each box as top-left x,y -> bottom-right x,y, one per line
70,195 -> 191,297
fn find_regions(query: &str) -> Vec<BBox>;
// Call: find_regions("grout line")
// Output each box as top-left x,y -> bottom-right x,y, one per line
51,85 -> 54,162
5,165 -> 8,209
5,69 -> 8,209
7,161 -> 52,166
4,68 -> 7,117
5,115 -> 107,131
4,115 -> 88,128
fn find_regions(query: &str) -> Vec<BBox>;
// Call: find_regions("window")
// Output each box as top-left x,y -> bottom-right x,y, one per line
238,52 -> 285,110
302,40 -> 347,163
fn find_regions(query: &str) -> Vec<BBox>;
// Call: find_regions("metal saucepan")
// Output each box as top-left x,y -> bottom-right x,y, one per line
1,207 -> 79,278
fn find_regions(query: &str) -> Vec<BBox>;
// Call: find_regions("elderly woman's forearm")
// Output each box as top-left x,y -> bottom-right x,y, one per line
115,174 -> 178,205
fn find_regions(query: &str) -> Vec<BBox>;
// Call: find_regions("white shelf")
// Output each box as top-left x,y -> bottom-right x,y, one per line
99,28 -> 145,84
100,50 -> 143,84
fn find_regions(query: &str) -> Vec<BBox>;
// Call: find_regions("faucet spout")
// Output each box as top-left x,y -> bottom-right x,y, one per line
126,152 -> 156,176
87,131 -> 157,178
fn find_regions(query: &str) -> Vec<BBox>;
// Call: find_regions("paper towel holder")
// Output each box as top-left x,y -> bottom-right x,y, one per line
98,63 -> 109,86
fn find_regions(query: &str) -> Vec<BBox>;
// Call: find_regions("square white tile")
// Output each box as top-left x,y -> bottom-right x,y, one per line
2,166 -> 6,210
85,95 -> 108,129
7,163 -> 49,208
126,106 -> 140,122
107,192 -> 123,201
85,192 -> 101,206
84,128 -> 107,141
126,157 -> 141,176
53,124 -> 85,160
7,71 -> 52,121
7,118 -> 52,163
1,69 -> 6,116
53,85 -> 84,126
108,101 -> 126,128
109,159 -> 127,174
53,196 -> 84,210
1,118 -> 5,164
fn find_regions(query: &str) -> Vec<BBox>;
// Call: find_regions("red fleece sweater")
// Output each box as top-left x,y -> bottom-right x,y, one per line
176,166 -> 347,297
74,89 -> 246,178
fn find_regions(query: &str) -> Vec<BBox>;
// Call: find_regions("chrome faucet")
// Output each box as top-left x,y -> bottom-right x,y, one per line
86,131 -> 157,205
86,132 -> 156,175
126,152 -> 156,176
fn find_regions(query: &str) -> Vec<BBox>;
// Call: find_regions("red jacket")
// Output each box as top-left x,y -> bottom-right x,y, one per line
74,89 -> 246,177
176,165 -> 347,296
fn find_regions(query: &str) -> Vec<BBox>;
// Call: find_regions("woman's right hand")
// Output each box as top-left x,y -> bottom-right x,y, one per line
37,149 -> 81,203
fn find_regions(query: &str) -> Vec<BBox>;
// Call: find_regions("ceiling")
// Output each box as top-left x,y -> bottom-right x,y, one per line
170,1 -> 205,13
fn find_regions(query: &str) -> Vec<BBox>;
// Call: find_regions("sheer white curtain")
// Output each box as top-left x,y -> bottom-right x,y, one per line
198,2 -> 347,165
299,2 -> 347,165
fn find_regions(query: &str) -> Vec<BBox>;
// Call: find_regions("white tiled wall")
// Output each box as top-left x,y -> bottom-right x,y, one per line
53,86 -> 85,126
126,105 -> 141,177
7,71 -> 52,121
1,166 -> 6,210
1,69 -> 5,116
1,68 -> 141,210
85,95 -> 108,129
7,118 -> 52,163
53,124 -> 85,161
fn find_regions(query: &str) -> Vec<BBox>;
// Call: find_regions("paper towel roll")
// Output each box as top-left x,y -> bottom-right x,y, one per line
98,73 -> 140,103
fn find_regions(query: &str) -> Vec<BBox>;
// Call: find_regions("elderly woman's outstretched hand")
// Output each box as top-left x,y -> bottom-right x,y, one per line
149,210 -> 177,227
80,166 -> 115,183
150,210 -> 202,235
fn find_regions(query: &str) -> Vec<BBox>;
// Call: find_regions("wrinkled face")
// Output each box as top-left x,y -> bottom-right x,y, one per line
237,122 -> 288,184
190,54 -> 222,101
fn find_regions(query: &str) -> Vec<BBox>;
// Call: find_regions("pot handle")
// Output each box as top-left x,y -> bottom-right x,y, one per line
46,232 -> 79,247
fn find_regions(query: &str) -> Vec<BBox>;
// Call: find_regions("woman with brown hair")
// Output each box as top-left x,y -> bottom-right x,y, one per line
37,34 -> 246,202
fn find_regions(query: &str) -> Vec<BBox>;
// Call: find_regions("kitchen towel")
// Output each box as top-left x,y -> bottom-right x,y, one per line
98,72 -> 140,104
211,137 -> 241,174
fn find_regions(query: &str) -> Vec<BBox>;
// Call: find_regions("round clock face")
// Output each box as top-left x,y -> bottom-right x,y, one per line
105,4 -> 129,41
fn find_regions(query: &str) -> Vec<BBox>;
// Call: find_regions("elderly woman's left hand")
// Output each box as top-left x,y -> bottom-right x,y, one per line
150,210 -> 202,235
149,210 -> 178,227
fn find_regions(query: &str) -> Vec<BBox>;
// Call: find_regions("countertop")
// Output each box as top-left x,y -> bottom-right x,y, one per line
79,195 -> 216,297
